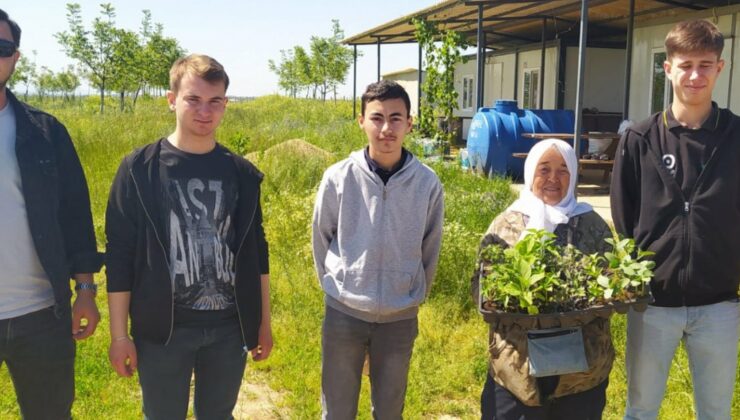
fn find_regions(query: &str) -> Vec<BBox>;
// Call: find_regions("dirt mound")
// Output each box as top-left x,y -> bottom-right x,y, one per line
246,139 -> 333,162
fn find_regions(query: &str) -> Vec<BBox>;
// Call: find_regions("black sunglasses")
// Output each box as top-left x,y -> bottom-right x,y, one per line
0,39 -> 17,58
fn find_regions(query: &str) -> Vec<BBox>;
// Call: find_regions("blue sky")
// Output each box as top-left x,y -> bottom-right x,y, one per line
8,1 -> 435,97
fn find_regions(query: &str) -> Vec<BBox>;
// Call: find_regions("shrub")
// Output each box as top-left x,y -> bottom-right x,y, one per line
428,161 -> 515,314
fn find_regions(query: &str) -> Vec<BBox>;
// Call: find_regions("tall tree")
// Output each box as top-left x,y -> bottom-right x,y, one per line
56,3 -> 119,113
57,5 -> 183,112
109,28 -> 142,111
269,20 -> 353,101
293,46 -> 312,98
55,66 -> 80,102
8,51 -> 37,100
269,49 -> 300,98
139,11 -> 184,97
143,32 -> 183,93
35,67 -> 55,102
309,36 -> 331,100
325,20 -> 354,102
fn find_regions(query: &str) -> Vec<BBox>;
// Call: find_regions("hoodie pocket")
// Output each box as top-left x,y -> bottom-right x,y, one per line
338,269 -> 417,314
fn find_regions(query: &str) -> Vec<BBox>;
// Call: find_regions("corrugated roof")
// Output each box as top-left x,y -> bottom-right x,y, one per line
344,0 -> 740,49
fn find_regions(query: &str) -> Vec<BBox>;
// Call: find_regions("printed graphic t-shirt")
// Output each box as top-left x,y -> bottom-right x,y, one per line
159,139 -> 239,326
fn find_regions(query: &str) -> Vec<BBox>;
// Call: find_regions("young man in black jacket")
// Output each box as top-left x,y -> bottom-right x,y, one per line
106,54 -> 272,419
611,19 -> 740,420
0,8 -> 102,419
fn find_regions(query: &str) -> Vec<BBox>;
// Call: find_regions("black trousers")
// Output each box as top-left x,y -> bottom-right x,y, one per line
0,305 -> 75,420
480,373 -> 608,420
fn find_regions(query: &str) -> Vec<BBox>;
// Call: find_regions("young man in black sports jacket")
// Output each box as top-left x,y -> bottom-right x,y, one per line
611,19 -> 740,420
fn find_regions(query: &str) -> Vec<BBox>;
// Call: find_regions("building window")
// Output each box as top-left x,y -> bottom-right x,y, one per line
463,75 -> 475,110
651,51 -> 672,114
522,68 -> 540,109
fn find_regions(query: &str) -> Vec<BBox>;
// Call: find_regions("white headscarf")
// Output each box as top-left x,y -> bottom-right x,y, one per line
506,139 -> 592,235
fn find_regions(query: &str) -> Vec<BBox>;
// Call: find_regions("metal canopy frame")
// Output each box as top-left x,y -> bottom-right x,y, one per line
345,0 -> 737,135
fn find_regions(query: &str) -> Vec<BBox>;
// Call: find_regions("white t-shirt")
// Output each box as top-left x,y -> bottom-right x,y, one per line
0,100 -> 54,319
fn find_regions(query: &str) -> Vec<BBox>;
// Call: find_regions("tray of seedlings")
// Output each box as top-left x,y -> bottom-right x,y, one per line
478,229 -> 654,322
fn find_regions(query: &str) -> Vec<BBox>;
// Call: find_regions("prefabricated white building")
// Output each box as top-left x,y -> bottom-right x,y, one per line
381,68 -> 424,117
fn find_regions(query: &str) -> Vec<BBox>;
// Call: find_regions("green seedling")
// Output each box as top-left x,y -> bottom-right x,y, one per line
480,229 -> 654,314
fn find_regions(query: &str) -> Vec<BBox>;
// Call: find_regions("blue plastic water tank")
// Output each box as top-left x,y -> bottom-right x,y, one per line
467,100 -> 576,179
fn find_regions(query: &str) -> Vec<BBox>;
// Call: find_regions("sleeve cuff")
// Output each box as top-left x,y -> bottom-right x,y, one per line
69,251 -> 104,275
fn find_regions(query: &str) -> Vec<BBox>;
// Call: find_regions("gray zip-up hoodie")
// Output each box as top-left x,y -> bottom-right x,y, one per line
312,149 -> 444,323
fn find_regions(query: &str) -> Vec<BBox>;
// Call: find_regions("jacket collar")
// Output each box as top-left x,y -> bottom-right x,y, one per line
664,102 -> 720,132
363,147 -> 409,173
350,148 -> 418,185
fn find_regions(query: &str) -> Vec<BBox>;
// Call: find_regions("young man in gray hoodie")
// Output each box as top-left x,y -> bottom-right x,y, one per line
312,80 -> 444,419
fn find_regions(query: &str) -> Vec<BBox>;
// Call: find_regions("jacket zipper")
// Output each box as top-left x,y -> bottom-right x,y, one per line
359,152 -> 408,321
678,141 -> 722,296
375,182 -> 388,322
678,201 -> 689,297
129,169 -> 175,345
233,200 -> 259,353
647,118 -> 716,297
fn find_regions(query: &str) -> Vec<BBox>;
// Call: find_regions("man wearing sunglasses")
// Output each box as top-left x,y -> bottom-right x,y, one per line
0,8 -> 102,419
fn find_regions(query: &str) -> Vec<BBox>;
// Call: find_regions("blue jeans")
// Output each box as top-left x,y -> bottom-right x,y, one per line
135,318 -> 247,420
321,305 -> 418,420
0,305 -> 75,420
624,300 -> 740,420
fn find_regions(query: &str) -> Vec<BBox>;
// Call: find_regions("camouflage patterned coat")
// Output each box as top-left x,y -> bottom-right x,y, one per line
472,210 -> 615,406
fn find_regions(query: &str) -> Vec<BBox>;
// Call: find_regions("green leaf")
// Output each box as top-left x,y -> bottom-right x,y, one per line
501,284 -> 521,297
530,273 -> 545,284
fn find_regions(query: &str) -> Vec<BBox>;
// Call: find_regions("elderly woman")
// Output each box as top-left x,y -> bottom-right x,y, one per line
473,139 -> 614,420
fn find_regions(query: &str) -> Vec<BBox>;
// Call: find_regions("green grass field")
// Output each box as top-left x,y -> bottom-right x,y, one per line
0,95 -> 737,419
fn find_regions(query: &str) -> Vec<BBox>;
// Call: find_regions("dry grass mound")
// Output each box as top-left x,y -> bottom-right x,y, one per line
246,138 -> 334,163
247,139 -> 336,194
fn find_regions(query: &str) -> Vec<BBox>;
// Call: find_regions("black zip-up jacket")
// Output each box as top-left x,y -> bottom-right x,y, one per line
7,90 -> 102,307
105,139 -> 269,348
611,108 -> 740,307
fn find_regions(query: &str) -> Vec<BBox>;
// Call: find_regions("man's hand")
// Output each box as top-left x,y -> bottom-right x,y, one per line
251,321 -> 273,361
71,291 -> 100,340
109,338 -> 138,377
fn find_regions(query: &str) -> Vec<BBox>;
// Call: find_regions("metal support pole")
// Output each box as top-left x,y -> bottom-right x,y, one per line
377,38 -> 381,82
353,45 -> 357,120
418,43 -> 423,121
573,0 -> 589,160
539,18 -> 546,109
622,0 -> 634,120
557,38 -> 566,109
476,4 -> 486,110
513,50 -> 519,101
480,34 -> 488,109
